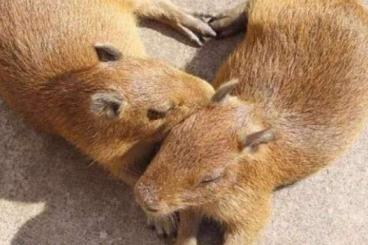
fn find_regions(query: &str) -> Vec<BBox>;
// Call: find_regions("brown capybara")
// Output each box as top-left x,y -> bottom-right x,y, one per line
135,0 -> 368,244
0,0 -> 216,235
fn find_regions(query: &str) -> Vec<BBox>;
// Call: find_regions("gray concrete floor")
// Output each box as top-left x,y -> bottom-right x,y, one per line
0,0 -> 367,244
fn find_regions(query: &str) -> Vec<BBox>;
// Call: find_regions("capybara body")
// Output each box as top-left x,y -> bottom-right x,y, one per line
135,0 -> 368,244
0,0 -> 215,186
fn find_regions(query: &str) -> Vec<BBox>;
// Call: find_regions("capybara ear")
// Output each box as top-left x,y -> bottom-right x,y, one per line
90,90 -> 126,119
211,79 -> 239,103
147,101 -> 176,121
238,128 -> 275,152
94,43 -> 122,62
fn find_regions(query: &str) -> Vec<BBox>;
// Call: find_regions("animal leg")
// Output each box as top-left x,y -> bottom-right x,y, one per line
132,0 -> 217,46
175,209 -> 202,245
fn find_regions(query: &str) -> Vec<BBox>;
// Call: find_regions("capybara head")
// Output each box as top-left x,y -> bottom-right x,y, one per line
135,80 -> 276,216
49,44 -> 215,149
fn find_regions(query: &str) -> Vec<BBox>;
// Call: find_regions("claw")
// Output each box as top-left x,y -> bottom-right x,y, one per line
177,24 -> 204,47
207,14 -> 228,23
178,13 -> 217,38
209,14 -> 247,38
167,10 -> 216,46
152,2 -> 217,46
197,21 -> 217,37
191,12 -> 217,22
146,213 -> 178,238
207,3 -> 248,38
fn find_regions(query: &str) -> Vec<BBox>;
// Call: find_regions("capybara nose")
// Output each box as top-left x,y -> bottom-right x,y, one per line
135,182 -> 161,212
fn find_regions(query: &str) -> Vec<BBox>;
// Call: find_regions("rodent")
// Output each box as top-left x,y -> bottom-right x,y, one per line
0,0 -> 217,183
134,0 -> 368,244
0,0 -> 215,235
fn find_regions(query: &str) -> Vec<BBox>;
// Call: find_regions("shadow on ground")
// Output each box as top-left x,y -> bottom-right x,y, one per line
0,101 -> 160,244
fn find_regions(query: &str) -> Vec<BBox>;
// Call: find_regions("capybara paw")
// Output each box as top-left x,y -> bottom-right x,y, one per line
147,213 -> 178,238
169,10 -> 217,46
209,5 -> 247,38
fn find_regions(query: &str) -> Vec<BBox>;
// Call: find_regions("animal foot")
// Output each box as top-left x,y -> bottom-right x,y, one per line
147,213 -> 178,238
168,9 -> 217,46
208,2 -> 248,38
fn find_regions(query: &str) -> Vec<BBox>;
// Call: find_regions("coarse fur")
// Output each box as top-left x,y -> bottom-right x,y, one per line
0,0 -> 216,183
0,0 -> 216,236
135,0 -> 368,244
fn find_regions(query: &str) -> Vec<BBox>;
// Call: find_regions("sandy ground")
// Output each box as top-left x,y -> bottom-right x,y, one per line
0,0 -> 367,244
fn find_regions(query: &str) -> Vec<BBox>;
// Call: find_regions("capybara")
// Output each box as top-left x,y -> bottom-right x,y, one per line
135,0 -> 368,244
0,0 -> 216,235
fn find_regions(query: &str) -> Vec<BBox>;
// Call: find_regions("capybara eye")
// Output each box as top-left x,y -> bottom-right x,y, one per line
199,174 -> 223,186
147,108 -> 169,120
147,101 -> 175,121
94,43 -> 122,62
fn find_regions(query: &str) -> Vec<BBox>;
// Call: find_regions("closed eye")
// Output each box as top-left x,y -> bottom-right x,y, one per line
199,174 -> 223,185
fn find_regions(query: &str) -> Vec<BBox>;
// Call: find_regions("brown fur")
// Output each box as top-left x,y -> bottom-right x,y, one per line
135,0 -> 368,244
0,0 -> 215,186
